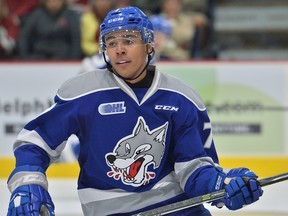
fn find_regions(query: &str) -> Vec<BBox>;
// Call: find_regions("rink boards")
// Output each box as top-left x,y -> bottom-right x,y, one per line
1,61 -> 288,179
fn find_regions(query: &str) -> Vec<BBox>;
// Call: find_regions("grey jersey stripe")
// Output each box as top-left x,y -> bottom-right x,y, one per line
56,68 -> 206,111
79,172 -> 184,215
56,69 -> 119,100
175,156 -> 216,190
14,129 -> 66,163
158,72 -> 206,111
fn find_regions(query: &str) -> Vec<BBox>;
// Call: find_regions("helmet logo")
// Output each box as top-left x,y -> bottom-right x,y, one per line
108,17 -> 124,23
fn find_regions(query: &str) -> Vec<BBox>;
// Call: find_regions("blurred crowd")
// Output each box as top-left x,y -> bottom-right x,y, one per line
0,0 -> 214,61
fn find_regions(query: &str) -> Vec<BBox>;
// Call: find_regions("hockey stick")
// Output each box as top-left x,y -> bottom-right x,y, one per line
134,172 -> 288,216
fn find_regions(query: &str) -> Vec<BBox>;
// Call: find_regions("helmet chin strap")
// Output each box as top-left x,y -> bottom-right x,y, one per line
103,45 -> 155,82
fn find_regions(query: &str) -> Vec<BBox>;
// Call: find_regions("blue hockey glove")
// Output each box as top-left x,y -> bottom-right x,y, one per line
212,167 -> 263,210
7,165 -> 55,216
7,184 -> 55,216
224,175 -> 263,210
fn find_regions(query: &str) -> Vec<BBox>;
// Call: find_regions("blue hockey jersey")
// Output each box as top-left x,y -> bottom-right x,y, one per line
13,67 -> 221,215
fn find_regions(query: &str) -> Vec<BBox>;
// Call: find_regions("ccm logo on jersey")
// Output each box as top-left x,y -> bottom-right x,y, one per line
155,105 -> 179,112
98,101 -> 126,115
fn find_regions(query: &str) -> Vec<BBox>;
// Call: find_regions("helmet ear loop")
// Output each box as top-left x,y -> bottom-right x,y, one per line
99,36 -> 113,72
102,51 -> 113,72
146,43 -> 155,62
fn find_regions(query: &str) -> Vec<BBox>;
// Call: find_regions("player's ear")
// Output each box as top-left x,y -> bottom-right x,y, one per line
146,43 -> 153,54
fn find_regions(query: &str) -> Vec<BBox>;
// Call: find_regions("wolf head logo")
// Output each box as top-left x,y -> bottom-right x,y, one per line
106,117 -> 168,187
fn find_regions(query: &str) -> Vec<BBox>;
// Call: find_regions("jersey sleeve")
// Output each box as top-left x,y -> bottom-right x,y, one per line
172,101 -> 221,198
13,97 -> 81,167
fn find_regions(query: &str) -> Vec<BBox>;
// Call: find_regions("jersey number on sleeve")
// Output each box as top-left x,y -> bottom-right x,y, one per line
203,122 -> 213,149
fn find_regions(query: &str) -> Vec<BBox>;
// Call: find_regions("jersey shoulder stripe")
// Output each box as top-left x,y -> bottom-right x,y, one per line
56,69 -> 119,100
158,72 -> 206,111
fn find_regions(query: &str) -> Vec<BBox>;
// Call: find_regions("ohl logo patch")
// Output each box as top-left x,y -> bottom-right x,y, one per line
105,117 -> 168,187
98,101 -> 126,115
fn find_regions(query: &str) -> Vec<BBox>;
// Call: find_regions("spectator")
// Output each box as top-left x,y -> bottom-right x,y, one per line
181,0 -> 215,58
150,13 -> 198,61
149,15 -> 172,61
80,0 -> 115,57
0,0 -> 38,59
115,0 -> 131,8
160,0 -> 208,59
17,0 -> 82,60
133,0 -> 161,15
115,1 -> 160,16
68,0 -> 89,14
182,0 -> 209,15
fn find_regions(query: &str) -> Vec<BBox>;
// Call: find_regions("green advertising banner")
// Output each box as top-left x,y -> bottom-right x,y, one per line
158,62 -> 288,155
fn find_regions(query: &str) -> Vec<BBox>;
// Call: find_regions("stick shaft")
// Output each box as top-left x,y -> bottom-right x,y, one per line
257,172 -> 288,187
134,172 -> 288,216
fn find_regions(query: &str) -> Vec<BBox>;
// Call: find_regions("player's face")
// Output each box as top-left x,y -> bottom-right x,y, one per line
105,30 -> 151,83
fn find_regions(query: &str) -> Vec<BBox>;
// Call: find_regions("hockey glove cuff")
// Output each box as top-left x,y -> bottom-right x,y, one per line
7,165 -> 55,216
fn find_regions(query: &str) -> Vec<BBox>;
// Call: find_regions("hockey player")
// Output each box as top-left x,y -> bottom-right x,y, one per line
7,6 -> 263,216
